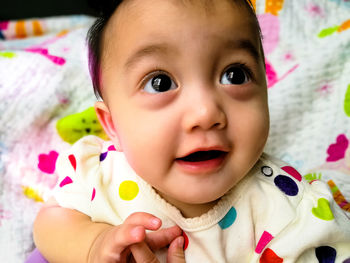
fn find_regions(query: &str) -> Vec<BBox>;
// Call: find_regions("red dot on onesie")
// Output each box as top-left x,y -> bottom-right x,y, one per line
281,166 -> 302,182
260,248 -> 283,263
68,154 -> 76,171
182,231 -> 189,250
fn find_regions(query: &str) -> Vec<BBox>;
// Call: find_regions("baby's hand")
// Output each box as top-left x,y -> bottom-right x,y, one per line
88,212 -> 185,263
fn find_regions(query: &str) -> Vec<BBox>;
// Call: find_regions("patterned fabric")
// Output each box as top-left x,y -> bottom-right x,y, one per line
54,136 -> 350,262
0,0 -> 349,261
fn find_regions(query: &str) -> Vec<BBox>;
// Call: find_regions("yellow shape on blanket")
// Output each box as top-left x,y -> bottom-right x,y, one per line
0,51 -> 16,58
56,107 -> 108,144
22,186 -> 44,202
119,181 -> 139,201
265,0 -> 284,16
345,84 -> 350,117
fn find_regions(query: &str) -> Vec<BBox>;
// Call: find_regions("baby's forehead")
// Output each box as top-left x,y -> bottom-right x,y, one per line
103,0 -> 260,45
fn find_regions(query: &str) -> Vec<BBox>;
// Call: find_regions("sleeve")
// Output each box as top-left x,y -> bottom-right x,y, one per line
53,135 -> 105,218
259,178 -> 350,262
256,154 -> 350,262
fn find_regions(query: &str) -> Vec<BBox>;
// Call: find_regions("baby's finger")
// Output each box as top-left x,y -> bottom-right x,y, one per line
124,212 -> 162,231
109,224 -> 146,252
167,236 -> 186,263
130,242 -> 160,263
146,225 -> 183,251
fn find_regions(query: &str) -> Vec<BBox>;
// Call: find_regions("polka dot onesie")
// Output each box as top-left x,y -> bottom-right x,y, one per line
54,136 -> 350,262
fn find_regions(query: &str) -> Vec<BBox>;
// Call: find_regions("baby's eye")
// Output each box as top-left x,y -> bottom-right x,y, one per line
143,73 -> 177,93
220,65 -> 250,85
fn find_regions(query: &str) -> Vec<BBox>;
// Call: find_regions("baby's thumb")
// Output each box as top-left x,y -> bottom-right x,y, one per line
167,236 -> 186,263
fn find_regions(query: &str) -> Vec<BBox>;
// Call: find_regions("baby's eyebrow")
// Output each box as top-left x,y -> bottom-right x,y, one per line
123,38 -> 262,71
124,43 -> 170,71
224,38 -> 262,65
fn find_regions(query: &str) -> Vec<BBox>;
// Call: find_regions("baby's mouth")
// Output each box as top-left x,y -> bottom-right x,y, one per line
177,150 -> 227,162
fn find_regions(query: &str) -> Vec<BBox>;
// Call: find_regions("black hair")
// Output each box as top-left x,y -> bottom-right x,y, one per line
87,0 -> 263,99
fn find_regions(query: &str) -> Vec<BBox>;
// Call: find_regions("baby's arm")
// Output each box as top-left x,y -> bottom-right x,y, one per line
33,198 -> 184,263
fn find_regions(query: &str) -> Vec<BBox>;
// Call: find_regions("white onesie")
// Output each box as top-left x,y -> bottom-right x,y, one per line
54,135 -> 350,262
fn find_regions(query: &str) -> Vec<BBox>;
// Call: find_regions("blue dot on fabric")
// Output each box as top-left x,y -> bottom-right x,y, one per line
274,175 -> 299,196
219,207 -> 237,229
100,152 -> 108,161
315,246 -> 336,263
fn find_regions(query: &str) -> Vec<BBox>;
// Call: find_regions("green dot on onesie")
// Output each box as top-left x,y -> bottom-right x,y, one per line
218,207 -> 237,229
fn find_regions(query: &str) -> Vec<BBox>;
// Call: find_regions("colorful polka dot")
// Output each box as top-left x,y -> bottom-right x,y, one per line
315,246 -> 336,263
281,166 -> 302,181
274,175 -> 299,196
119,180 -> 139,201
59,176 -> 73,187
100,152 -> 108,161
261,166 -> 273,177
255,231 -> 274,254
108,145 -> 116,151
312,198 -> 334,221
218,207 -> 237,229
91,188 -> 96,201
68,154 -> 76,171
343,258 -> 350,263
182,231 -> 189,250
0,51 -> 16,58
260,248 -> 283,263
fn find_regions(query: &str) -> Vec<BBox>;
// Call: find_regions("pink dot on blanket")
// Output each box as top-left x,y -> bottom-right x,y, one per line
37,151 -> 59,174
59,176 -> 73,187
255,231 -> 274,254
326,134 -> 349,162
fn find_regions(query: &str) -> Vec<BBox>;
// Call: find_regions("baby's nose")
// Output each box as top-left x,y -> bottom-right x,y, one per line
182,91 -> 227,132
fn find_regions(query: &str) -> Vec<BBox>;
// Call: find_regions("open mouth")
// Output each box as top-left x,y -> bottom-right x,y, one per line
177,150 -> 227,162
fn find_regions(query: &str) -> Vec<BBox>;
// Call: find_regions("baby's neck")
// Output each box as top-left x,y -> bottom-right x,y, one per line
156,190 -> 219,218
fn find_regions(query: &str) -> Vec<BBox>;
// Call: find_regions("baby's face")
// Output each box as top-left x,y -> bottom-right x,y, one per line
96,0 -> 269,217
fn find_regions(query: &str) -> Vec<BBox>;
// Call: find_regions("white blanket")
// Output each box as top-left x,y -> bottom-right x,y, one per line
0,0 -> 349,261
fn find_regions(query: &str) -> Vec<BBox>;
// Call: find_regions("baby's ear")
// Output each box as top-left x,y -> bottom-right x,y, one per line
94,101 -> 122,150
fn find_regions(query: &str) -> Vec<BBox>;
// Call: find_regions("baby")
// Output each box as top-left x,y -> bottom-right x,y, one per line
33,0 -> 350,262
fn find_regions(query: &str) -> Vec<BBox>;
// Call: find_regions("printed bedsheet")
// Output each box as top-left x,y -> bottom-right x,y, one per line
0,0 -> 349,261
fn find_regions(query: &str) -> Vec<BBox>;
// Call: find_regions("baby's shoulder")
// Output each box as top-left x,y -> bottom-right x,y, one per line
55,135 -> 119,179
250,153 -> 334,208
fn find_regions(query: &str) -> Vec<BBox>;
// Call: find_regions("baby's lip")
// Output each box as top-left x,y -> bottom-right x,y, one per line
176,146 -> 229,160
175,147 -> 229,174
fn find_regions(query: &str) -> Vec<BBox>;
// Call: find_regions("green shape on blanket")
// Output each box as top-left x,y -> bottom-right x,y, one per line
303,173 -> 322,182
345,84 -> 350,117
0,51 -> 16,58
56,107 -> 108,144
318,26 -> 339,38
